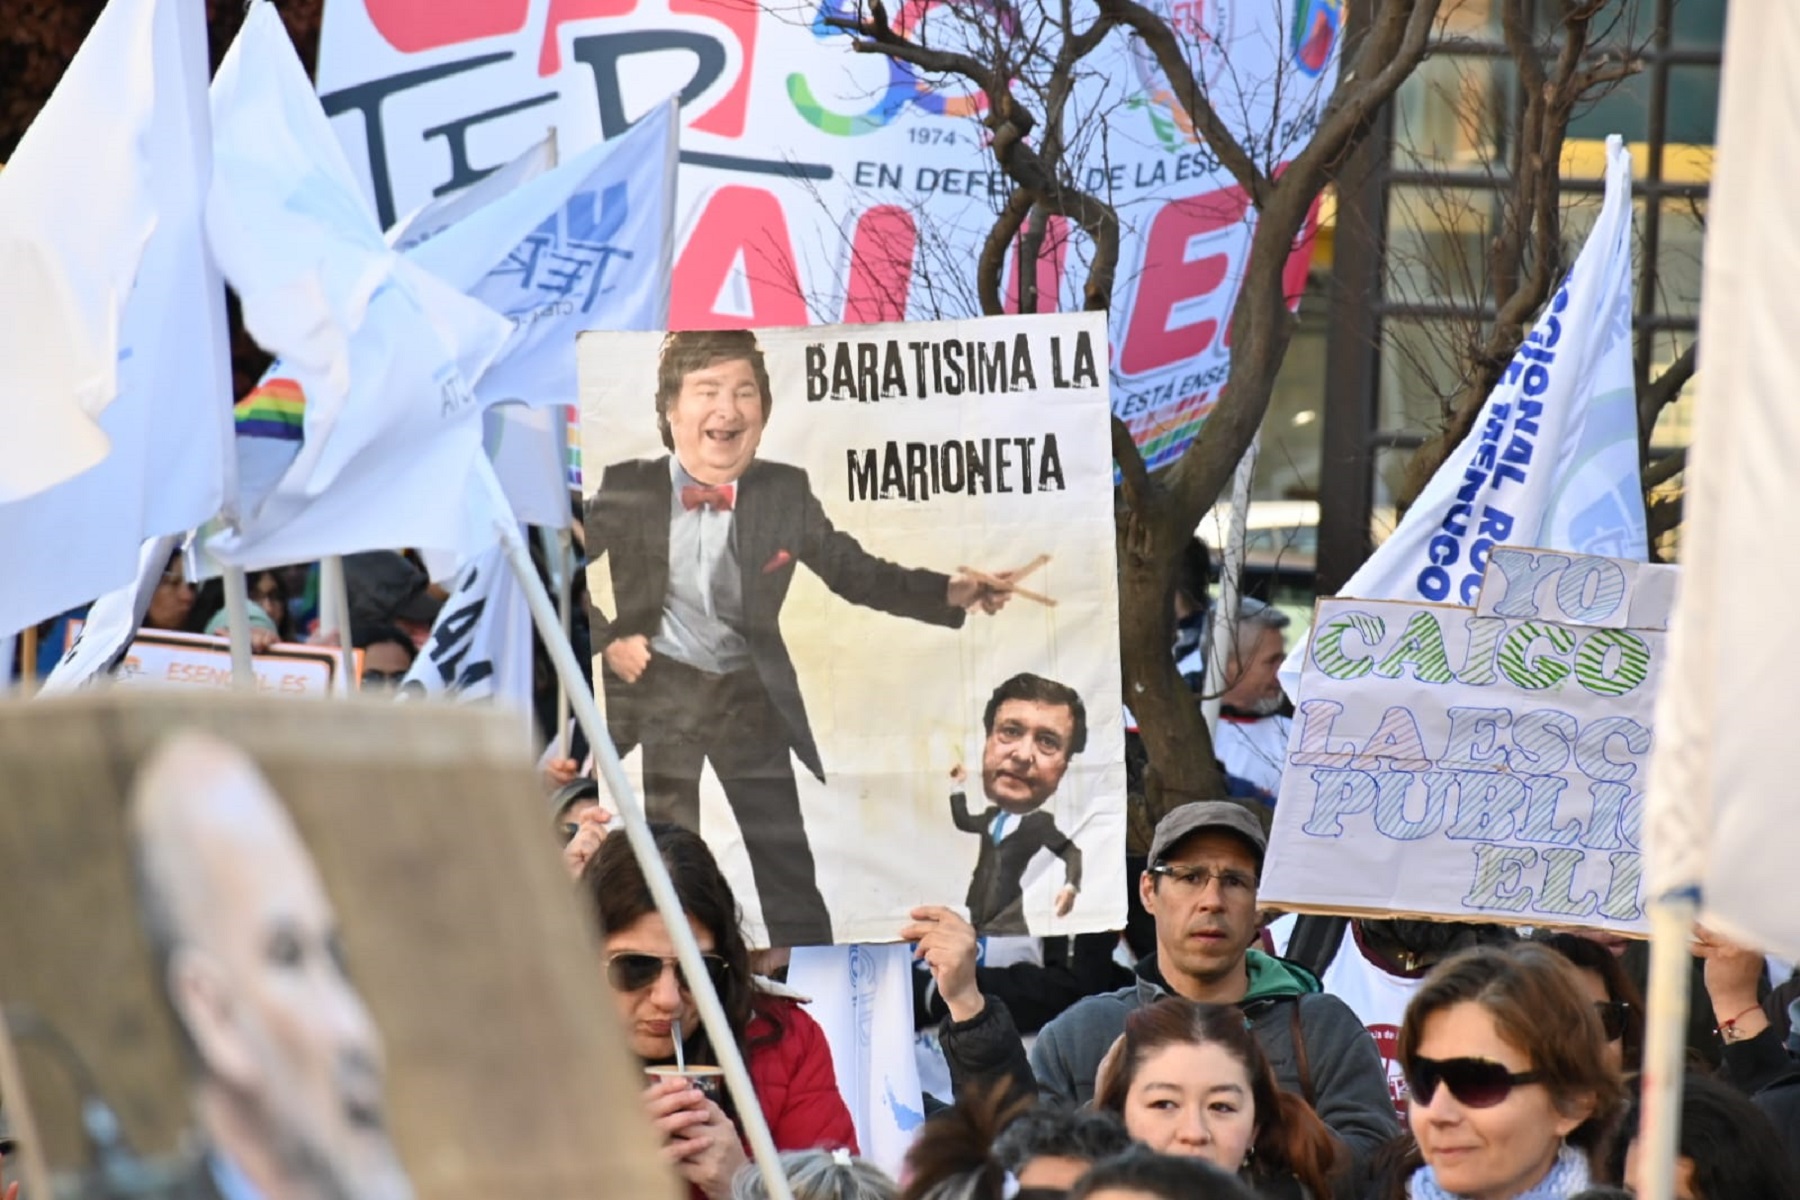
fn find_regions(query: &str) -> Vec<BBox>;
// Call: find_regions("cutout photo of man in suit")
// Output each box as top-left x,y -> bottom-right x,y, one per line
584,330 -> 1016,947
950,672 -> 1087,935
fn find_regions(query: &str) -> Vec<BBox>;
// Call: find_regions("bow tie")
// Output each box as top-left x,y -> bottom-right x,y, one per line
681,483 -> 736,512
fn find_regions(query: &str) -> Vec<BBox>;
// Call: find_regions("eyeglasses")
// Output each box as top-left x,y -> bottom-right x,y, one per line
1594,1000 -> 1631,1042
361,670 -> 407,685
605,952 -> 730,996
1406,1056 -> 1543,1109
1147,864 -> 1258,895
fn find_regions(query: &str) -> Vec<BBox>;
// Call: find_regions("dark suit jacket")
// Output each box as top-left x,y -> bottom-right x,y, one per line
951,790 -> 1082,933
585,456 -> 965,779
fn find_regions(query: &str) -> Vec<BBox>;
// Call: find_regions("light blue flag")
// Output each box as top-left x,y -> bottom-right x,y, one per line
1281,135 -> 1645,697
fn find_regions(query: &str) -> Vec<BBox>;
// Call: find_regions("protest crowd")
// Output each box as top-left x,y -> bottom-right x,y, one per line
8,533 -> 1799,1200
3,2 -> 1797,1200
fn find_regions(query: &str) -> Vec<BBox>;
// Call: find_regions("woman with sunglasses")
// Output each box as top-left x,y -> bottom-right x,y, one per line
1093,998 -> 1344,1199
1536,933 -> 1644,1078
1398,943 -> 1624,1200
582,822 -> 856,1199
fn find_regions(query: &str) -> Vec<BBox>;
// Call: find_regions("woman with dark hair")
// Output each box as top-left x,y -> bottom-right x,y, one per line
1535,933 -> 1645,1077
1065,1147 -> 1260,1200
1093,997 -> 1344,1199
582,823 -> 855,1199
1398,943 -> 1625,1199
1612,1072 -> 1800,1200
186,569 -> 294,646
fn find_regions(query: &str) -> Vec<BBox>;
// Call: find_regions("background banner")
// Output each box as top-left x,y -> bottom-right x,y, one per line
316,0 -> 1338,468
579,313 -> 1126,947
1263,547 -> 1673,933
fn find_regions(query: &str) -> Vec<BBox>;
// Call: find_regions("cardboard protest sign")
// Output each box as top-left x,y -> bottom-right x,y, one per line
578,314 -> 1126,948
1262,547 -> 1675,933
0,693 -> 677,1200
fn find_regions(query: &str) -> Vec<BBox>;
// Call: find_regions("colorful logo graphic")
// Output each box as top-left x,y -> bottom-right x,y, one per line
1290,0 -> 1342,77
1125,0 -> 1235,151
787,0 -> 1010,135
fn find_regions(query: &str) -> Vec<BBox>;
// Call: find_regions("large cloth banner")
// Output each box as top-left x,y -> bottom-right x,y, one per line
317,0 -> 1339,469
578,313 -> 1126,948
1263,547 -> 1675,933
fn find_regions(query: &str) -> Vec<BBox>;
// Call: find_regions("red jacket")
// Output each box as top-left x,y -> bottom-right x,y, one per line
682,997 -> 858,1200
745,996 -> 859,1154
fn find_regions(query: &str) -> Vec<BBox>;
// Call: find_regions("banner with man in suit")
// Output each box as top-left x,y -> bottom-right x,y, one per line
578,314 -> 1126,948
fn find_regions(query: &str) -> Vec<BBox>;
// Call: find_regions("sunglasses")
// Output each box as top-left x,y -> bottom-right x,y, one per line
1405,1056 -> 1542,1109
605,952 -> 730,996
1594,999 -> 1631,1042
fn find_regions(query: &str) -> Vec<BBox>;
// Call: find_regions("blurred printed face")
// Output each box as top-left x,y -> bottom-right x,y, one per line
981,699 -> 1077,814
666,357 -> 766,485
604,912 -> 715,1061
1408,1002 -> 1588,1200
148,749 -> 411,1200
1122,1040 -> 1258,1173
1140,832 -> 1261,991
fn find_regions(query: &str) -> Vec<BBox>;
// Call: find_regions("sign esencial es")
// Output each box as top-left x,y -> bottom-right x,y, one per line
1262,548 -> 1675,932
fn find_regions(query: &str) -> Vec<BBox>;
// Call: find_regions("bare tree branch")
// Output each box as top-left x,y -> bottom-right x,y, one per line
1399,0 -> 1636,507
1112,415 -> 1153,513
1638,338 -> 1698,449
1095,0 -> 1271,203
1642,447 -> 1686,490
1647,491 -> 1684,544
978,189 -> 1036,316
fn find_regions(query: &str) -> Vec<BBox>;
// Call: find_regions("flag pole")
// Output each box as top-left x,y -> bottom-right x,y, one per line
1636,890 -> 1696,1200
320,555 -> 358,690
481,470 -> 795,1200
220,564 -> 257,690
1201,433 -> 1259,738
536,525 -> 576,760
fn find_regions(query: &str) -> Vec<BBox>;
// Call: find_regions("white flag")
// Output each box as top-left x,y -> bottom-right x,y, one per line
789,945 -> 927,1175
405,100 -> 679,534
0,0 -> 231,636
1645,5 -> 1800,959
387,130 -> 557,254
0,0 -> 159,501
39,535 -> 185,695
486,404 -> 572,529
407,97 -> 679,413
202,1 -> 512,569
1281,135 -> 1645,696
398,540 -> 536,731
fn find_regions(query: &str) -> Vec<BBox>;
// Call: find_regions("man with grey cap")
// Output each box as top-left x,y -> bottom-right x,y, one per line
1028,800 -> 1396,1188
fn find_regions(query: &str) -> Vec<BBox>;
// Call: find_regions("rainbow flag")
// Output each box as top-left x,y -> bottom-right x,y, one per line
234,376 -> 305,441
